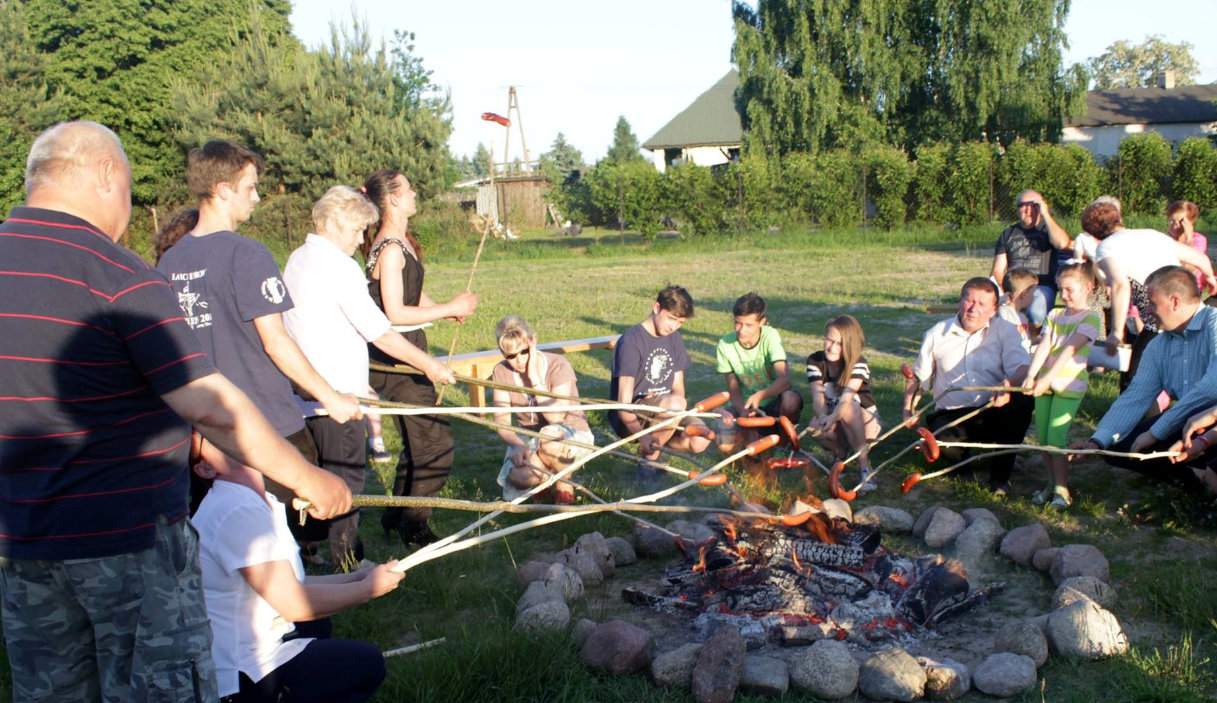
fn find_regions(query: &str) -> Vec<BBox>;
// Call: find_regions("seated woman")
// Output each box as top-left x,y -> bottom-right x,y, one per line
191,438 -> 402,703
806,315 -> 883,491
491,315 -> 595,503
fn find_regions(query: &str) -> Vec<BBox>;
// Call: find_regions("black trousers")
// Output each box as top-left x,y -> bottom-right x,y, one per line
226,619 -> 384,703
305,415 -> 368,564
1105,416 -> 1206,491
927,395 -> 1033,488
264,428 -> 332,543
369,369 -> 454,527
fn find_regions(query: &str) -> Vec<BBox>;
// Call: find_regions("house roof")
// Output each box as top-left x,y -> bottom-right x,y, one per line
643,70 -> 743,150
1067,83 -> 1217,127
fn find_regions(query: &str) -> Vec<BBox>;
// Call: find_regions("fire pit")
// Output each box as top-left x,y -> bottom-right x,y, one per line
623,509 -> 1002,649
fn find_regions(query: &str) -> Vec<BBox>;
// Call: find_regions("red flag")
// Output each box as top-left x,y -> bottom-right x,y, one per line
481,112 -> 511,127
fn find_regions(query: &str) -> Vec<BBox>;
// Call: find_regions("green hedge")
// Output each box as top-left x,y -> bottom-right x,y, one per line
1109,132 -> 1173,215
1172,138 -> 1217,213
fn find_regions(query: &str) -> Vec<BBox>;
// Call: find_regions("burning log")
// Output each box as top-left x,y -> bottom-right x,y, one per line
752,534 -> 865,569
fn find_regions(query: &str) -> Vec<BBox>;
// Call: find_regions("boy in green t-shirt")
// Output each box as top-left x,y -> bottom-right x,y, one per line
715,293 -> 804,452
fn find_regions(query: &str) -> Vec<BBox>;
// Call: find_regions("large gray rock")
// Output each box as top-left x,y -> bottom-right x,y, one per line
575,532 -> 616,576
821,498 -> 853,523
543,562 -> 584,603
516,560 -> 551,586
1047,600 -> 1128,659
1053,576 -> 1117,610
994,619 -> 1049,667
571,618 -> 597,648
1001,523 -> 1052,566
918,657 -> 970,700
924,508 -> 967,548
859,648 -> 926,702
913,505 -> 946,537
854,506 -> 915,533
514,599 -> 570,633
972,653 -> 1037,697
605,536 -> 637,566
516,580 -> 565,614
558,546 -> 604,586
691,625 -> 745,703
951,516 -> 1005,566
1032,547 -> 1060,572
635,524 -> 679,558
1050,544 -> 1110,585
961,508 -> 1001,527
789,639 -> 858,699
651,643 -> 702,688
668,519 -> 717,544
580,620 -> 653,674
741,655 -> 789,697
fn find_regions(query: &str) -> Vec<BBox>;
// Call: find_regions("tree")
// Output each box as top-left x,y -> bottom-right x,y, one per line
731,0 -> 1087,156
21,0 -> 293,203
540,132 -> 585,175
605,116 -> 645,164
1088,36 -> 1200,90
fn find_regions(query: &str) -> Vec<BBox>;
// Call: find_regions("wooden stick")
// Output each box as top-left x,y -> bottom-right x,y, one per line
383,637 -> 446,658
932,441 -> 1182,461
846,402 -> 992,494
311,399 -> 717,420
318,493 -> 772,519
435,222 -> 492,405
908,449 -> 1024,484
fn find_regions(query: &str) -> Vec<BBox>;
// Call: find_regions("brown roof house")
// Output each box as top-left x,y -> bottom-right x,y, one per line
642,70 -> 742,173
1061,75 -> 1217,159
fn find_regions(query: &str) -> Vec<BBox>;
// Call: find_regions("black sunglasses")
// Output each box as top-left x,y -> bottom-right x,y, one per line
502,348 -> 530,361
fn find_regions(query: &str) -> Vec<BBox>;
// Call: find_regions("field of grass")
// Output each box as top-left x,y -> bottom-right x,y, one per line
7,218 -> 1217,701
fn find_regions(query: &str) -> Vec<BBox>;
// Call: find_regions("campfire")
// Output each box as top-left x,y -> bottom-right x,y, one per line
623,504 -> 1002,648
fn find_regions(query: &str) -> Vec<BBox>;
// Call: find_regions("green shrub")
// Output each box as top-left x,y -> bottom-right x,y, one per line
586,160 -> 666,237
1172,137 -> 1217,213
1039,143 -> 1104,217
911,142 -> 952,223
947,142 -> 996,225
1110,132 -> 1172,215
786,149 -> 861,228
734,155 -> 785,230
863,144 -> 913,229
664,162 -> 729,236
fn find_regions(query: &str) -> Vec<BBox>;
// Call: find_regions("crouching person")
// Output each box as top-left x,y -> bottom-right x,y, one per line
492,315 -> 595,503
192,439 -> 401,703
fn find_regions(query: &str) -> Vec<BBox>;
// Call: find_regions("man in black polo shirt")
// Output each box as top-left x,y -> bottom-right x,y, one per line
0,121 -> 351,701
989,189 -> 1070,330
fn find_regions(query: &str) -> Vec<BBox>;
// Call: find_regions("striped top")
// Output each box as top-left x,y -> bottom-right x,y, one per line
0,207 -> 215,559
1038,308 -> 1101,397
806,351 -> 876,408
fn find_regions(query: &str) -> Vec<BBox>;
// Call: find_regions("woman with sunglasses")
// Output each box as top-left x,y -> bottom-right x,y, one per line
362,169 -> 478,548
491,315 -> 595,504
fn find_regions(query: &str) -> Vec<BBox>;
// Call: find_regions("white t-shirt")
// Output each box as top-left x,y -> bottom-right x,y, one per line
913,315 -> 1031,410
283,234 -> 393,394
1095,228 -> 1181,285
193,481 -> 311,696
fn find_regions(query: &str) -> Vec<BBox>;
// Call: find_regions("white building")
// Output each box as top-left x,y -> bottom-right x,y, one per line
1062,81 -> 1217,160
642,70 -> 742,173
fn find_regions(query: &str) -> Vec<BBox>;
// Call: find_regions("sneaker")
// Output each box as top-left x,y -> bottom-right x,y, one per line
1031,486 -> 1053,505
371,448 -> 393,464
1049,487 -> 1073,510
857,467 -> 878,493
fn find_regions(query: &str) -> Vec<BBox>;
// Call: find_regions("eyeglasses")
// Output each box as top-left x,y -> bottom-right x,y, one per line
1017,201 -> 1039,208
502,348 -> 530,361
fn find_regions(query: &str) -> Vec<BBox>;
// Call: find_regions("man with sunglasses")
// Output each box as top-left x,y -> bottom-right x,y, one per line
990,190 -> 1071,331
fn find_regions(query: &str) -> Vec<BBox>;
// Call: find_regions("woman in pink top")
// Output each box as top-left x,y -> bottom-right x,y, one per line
1167,200 -> 1209,287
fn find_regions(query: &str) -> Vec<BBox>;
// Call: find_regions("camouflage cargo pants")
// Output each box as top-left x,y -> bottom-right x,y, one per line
0,516 -> 217,702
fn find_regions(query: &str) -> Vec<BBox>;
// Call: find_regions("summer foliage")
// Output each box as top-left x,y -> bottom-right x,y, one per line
730,0 -> 1088,156
1088,35 -> 1200,90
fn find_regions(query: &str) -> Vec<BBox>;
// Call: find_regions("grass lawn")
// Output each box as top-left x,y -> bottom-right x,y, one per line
7,220 -> 1217,701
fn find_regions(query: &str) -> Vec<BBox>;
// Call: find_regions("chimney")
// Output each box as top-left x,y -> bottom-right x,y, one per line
1157,70 -> 1176,89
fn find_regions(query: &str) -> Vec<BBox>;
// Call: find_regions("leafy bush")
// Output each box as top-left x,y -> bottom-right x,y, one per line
1171,137 -> 1217,212
585,160 -> 666,237
998,141 -> 1103,218
663,163 -> 729,236
734,155 -> 785,230
778,150 -> 860,228
1110,132 -> 1172,215
863,145 -> 913,228
911,142 -> 952,223
947,142 -> 996,225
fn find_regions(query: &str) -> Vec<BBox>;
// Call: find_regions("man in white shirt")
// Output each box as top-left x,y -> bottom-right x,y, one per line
283,186 -> 453,565
902,277 -> 1032,493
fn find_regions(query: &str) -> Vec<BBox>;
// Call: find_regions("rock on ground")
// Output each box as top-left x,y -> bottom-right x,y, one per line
859,647 -> 926,702
854,506 -> 915,533
543,562 -> 583,603
961,507 -> 1001,527
605,536 -> 637,566
1048,600 -> 1129,659
571,618 -> 597,648
740,655 -> 789,697
924,508 -> 967,548
913,505 -> 946,538
1000,523 -> 1052,566
918,657 -> 970,700
635,524 -> 679,558
951,516 -> 1005,567
1053,576 -> 1117,610
972,652 -> 1038,697
789,639 -> 858,700
516,580 -> 565,614
516,560 -> 551,586
575,532 -> 616,576
514,599 -> 570,633
994,619 -> 1049,667
1050,544 -> 1110,585
667,519 -> 717,544
650,643 -> 702,688
1032,547 -> 1060,572
691,625 -> 745,703
558,546 -> 605,586
580,620 -> 653,674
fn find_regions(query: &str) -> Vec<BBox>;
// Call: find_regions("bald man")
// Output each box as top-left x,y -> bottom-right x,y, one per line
990,189 -> 1070,328
0,121 -> 352,701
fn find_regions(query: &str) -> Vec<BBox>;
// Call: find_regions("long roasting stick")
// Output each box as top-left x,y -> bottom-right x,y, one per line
323,493 -> 774,520
931,441 -> 1181,461
434,219 -> 492,405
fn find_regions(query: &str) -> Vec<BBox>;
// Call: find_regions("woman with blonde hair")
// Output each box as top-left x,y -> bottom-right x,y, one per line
806,315 -> 882,491
491,315 -> 595,503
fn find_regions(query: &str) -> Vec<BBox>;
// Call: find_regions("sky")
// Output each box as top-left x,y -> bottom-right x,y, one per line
289,0 -> 1217,164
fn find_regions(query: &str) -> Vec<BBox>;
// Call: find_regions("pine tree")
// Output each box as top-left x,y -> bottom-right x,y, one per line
540,132 -> 585,175
605,116 -> 645,164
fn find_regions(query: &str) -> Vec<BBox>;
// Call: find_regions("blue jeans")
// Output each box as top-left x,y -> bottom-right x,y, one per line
1026,284 -> 1056,326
